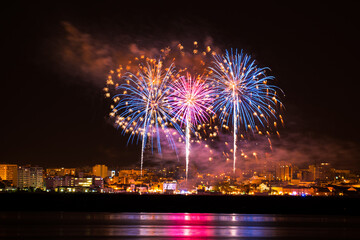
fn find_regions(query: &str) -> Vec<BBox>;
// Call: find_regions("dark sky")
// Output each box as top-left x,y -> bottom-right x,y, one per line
2,1 -> 360,168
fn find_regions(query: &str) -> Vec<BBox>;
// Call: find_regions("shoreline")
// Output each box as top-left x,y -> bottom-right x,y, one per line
2,193 -> 360,215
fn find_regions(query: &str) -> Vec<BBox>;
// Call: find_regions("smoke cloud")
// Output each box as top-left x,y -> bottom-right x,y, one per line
59,21 -> 115,84
148,129 -> 360,176
57,22 -> 220,86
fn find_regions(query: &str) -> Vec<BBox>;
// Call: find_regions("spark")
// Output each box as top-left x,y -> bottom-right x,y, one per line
113,59 -> 183,176
168,74 -> 214,181
210,49 -> 283,175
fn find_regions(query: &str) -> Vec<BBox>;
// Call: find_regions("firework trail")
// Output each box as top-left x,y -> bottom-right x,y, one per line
168,74 -> 214,181
210,49 -> 282,175
112,59 -> 183,176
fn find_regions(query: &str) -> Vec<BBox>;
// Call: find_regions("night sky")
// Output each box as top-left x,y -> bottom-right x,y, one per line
2,1 -> 360,168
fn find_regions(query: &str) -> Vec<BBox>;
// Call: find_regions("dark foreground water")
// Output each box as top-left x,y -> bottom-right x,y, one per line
1,212 -> 360,239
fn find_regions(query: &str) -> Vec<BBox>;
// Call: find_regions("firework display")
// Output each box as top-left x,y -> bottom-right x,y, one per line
111,59 -> 183,176
210,49 -> 282,174
168,74 -> 214,181
105,44 -> 283,179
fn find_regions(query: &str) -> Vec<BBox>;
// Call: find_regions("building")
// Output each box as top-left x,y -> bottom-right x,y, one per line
0,164 -> 18,186
93,177 -> 104,188
299,163 -> 335,182
17,166 -> 30,189
46,168 -> 76,177
300,169 -> 314,182
118,169 -> 144,177
30,167 -> 43,188
163,180 -> 177,193
271,186 -> 314,196
64,175 -> 75,186
308,165 -> 318,181
46,175 -> 103,191
317,162 -> 333,181
18,166 -> 43,189
45,176 -> 63,190
276,164 -> 292,181
74,177 -> 93,187
92,164 -> 108,179
334,169 -> 351,180
74,177 -> 104,189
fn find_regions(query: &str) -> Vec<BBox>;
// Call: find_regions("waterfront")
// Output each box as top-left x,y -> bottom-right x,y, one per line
1,212 -> 360,239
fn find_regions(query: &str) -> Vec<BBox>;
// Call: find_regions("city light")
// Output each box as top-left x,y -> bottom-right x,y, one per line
0,162 -> 358,196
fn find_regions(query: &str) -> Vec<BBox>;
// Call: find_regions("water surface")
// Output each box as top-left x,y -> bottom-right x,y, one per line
1,212 -> 359,239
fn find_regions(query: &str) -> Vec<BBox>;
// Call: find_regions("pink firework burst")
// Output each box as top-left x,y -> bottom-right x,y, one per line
169,74 -> 214,181
169,74 -> 214,128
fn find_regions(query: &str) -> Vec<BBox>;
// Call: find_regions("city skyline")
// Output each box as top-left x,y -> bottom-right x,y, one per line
1,161 -> 359,197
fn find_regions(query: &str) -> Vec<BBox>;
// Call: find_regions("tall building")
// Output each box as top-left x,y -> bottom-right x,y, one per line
300,169 -> 314,182
93,177 -> 104,188
18,166 -> 43,189
276,164 -> 292,181
92,164 -> 108,178
308,165 -> 318,181
30,167 -> 44,188
0,164 -> 18,186
64,175 -> 75,186
17,166 -> 30,188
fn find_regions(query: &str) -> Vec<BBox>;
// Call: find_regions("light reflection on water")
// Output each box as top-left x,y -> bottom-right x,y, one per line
1,212 -> 360,239
109,212 -> 277,222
